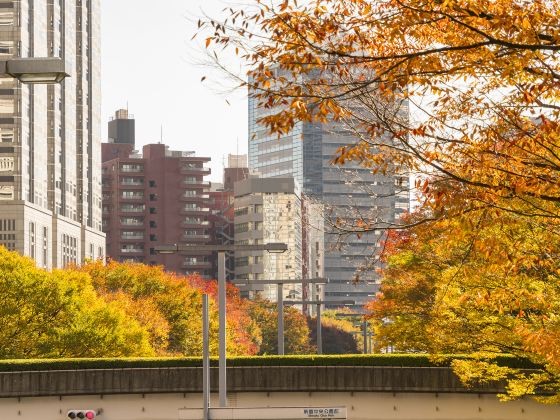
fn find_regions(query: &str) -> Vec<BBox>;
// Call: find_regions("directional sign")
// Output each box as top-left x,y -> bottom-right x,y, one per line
179,406 -> 347,420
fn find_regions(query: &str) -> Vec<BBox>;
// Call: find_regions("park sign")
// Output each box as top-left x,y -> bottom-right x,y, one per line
179,407 -> 347,420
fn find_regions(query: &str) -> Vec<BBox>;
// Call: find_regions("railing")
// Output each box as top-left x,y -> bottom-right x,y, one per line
120,248 -> 144,254
120,207 -> 145,213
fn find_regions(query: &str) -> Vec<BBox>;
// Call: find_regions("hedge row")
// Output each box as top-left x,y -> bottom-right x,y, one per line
0,354 -> 541,372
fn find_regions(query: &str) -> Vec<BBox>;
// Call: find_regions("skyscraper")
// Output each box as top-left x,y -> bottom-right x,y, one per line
0,0 -> 105,268
248,99 -> 409,309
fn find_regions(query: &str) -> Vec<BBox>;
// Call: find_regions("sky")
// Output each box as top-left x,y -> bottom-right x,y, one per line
101,0 -> 246,182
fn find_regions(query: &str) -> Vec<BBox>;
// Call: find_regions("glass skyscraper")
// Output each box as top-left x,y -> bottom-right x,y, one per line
0,0 -> 105,268
248,95 -> 409,309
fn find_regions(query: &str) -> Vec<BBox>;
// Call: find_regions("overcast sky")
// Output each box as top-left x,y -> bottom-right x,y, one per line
101,0 -> 246,182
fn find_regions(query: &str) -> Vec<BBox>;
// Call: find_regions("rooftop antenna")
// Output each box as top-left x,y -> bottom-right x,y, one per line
160,125 -> 163,144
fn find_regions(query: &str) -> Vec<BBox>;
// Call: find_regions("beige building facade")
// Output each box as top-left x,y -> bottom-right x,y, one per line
234,177 -> 324,303
0,0 -> 105,268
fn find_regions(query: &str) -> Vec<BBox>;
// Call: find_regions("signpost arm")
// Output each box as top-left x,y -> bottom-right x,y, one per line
277,283 -> 285,355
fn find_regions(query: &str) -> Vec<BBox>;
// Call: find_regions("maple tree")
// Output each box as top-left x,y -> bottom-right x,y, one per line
200,0 -> 560,398
80,261 -> 261,356
248,296 -> 313,355
366,207 -> 560,402
202,0 -> 560,228
0,247 -> 153,358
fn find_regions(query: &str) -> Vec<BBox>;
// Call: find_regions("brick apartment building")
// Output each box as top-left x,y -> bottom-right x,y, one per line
207,154 -> 249,280
102,110 -> 213,276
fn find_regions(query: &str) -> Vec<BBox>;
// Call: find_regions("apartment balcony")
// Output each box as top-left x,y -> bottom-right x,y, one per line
120,185 -> 145,191
119,196 -> 145,202
119,208 -> 145,215
181,207 -> 210,216
180,234 -> 210,243
180,166 -> 211,175
182,260 -> 212,269
181,220 -> 210,228
183,180 -> 211,188
120,248 -> 145,255
180,194 -> 209,202
120,166 -> 144,173
120,222 -> 144,227
121,235 -> 145,241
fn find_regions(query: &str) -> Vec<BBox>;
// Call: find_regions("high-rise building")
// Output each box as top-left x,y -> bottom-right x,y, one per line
248,99 -> 409,309
102,142 -> 212,276
234,177 -> 324,304
108,109 -> 135,145
207,154 -> 249,280
0,0 -> 105,268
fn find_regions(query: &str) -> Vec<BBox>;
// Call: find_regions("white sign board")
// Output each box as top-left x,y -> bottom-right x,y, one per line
179,406 -> 347,420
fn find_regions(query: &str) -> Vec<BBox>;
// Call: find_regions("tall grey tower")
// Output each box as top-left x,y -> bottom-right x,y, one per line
248,97 -> 409,309
0,0 -> 105,268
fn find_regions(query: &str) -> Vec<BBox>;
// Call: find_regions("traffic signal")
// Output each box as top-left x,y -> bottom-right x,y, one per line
67,410 -> 96,419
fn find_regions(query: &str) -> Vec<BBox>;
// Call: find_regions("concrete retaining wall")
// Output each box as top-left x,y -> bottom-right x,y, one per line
0,366 -> 503,398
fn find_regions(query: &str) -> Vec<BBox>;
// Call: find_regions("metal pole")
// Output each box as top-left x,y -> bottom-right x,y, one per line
218,251 -> 227,407
317,303 -> 322,355
202,294 -> 210,420
277,283 -> 284,355
362,321 -> 368,355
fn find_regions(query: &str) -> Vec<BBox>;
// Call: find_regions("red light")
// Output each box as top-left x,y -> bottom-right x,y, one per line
85,411 -> 95,419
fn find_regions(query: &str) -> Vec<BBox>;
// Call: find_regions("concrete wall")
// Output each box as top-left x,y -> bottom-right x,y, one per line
1,390 -> 558,420
1,367 -> 559,419
0,366 -> 512,398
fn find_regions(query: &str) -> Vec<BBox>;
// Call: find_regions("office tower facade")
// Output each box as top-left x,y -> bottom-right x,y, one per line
102,143 -> 212,276
234,177 -> 324,303
249,99 -> 409,309
0,0 -> 105,268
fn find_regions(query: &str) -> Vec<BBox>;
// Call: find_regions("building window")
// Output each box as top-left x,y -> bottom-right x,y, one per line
0,218 -> 16,250
149,207 -> 157,214
42,227 -> 48,267
149,180 -> 156,187
29,222 -> 35,259
149,220 -> 157,228
61,234 -> 78,267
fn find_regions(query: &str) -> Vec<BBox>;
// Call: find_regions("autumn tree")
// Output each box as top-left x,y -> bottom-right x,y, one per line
0,247 -> 153,358
308,311 -> 359,355
248,297 -> 313,355
367,207 -> 560,401
80,261 -> 261,356
199,0 -> 560,398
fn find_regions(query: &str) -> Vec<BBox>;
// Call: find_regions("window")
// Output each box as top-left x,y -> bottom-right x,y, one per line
42,227 -> 48,267
149,220 -> 157,228
149,180 -> 156,187
150,234 -> 157,241
149,193 -> 157,201
235,207 -> 248,217
149,207 -> 157,214
29,222 -> 35,259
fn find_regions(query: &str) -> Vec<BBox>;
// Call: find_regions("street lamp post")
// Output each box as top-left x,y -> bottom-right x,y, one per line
233,278 -> 329,355
202,294 -> 210,420
155,242 -> 287,407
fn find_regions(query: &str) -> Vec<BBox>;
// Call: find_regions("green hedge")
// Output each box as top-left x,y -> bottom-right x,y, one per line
0,354 -> 541,372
